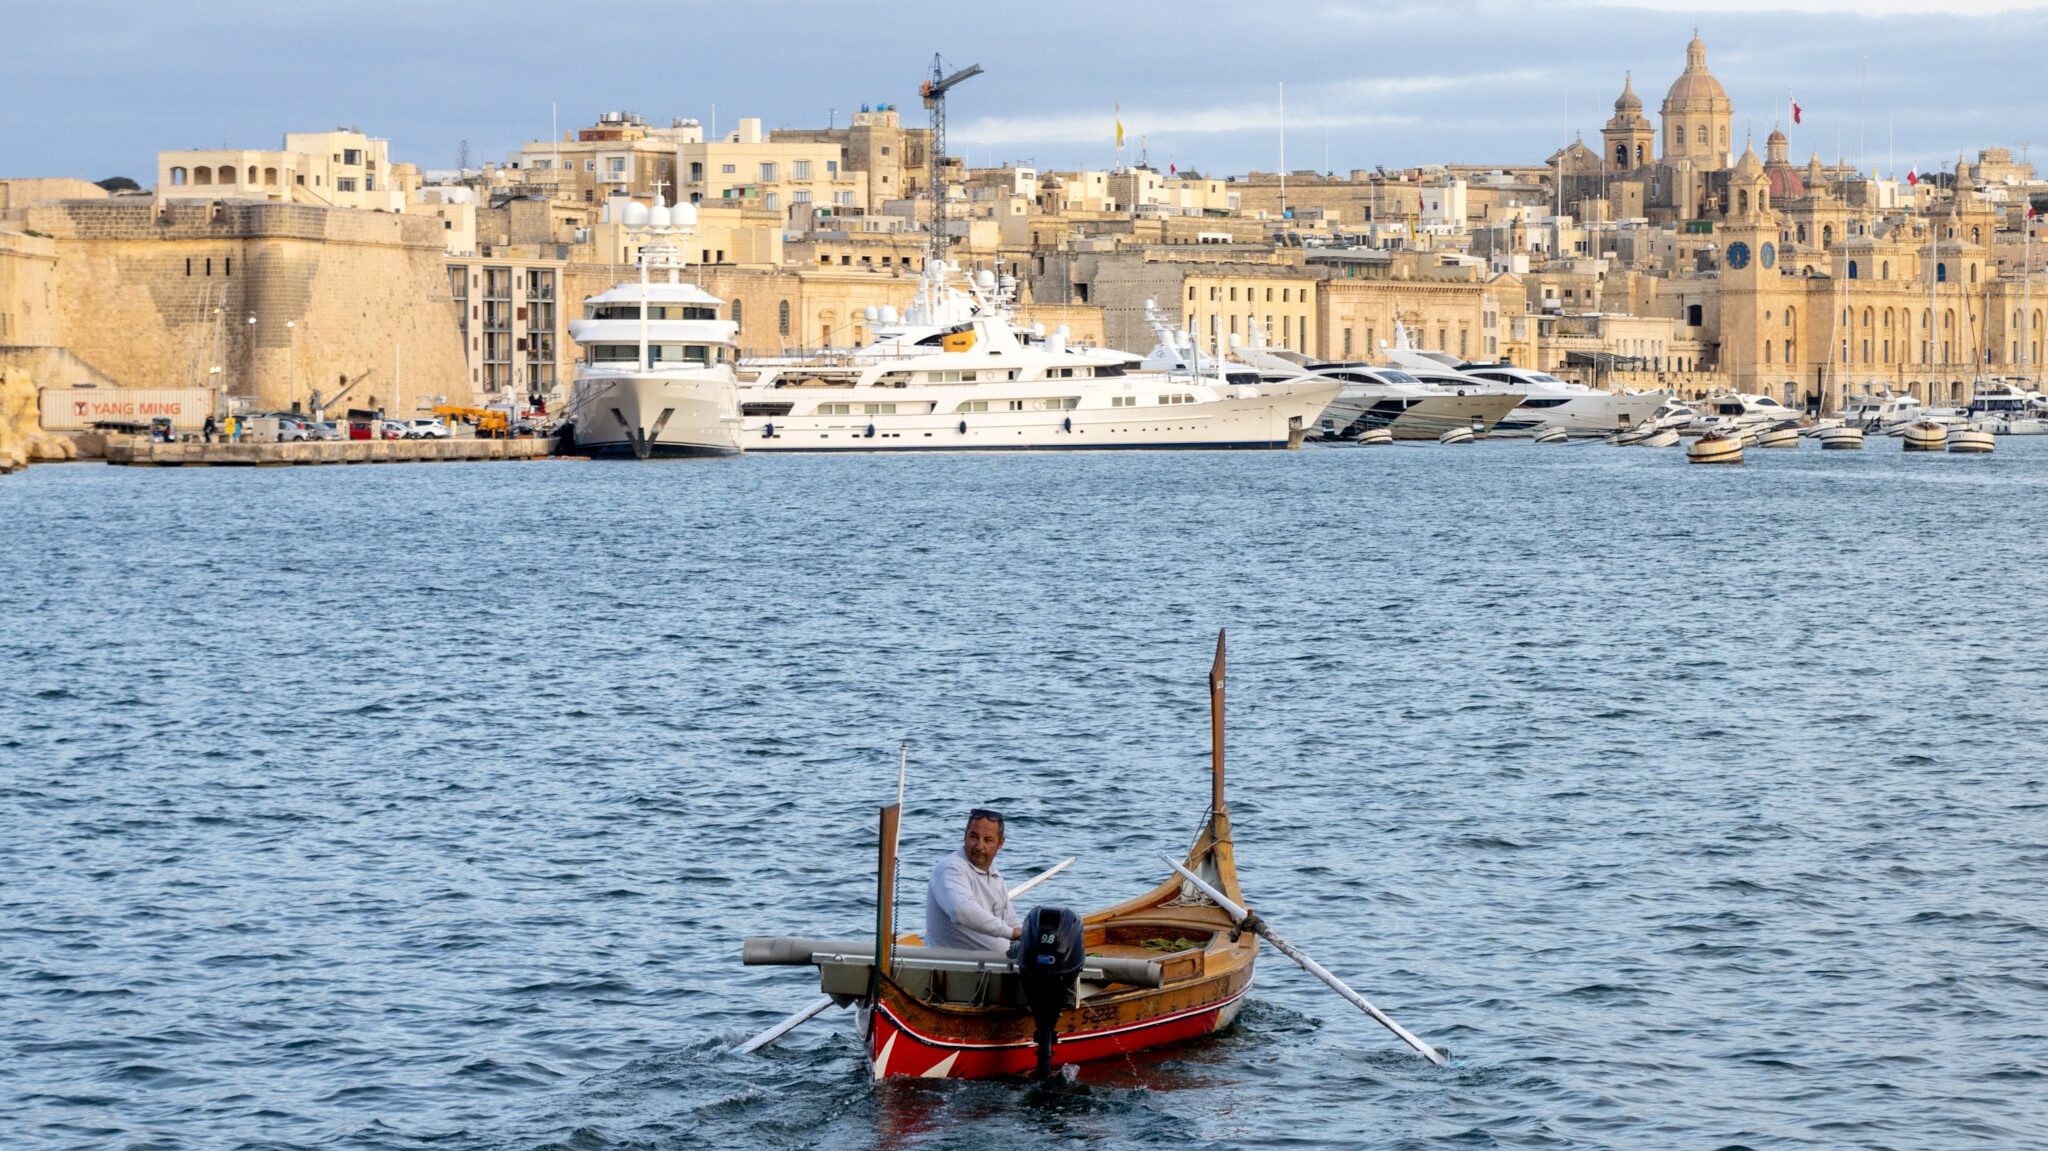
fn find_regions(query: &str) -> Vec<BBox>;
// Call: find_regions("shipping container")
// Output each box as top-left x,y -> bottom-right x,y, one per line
38,387 -> 220,432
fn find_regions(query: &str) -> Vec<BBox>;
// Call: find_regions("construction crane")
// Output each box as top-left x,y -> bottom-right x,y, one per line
920,53 -> 982,264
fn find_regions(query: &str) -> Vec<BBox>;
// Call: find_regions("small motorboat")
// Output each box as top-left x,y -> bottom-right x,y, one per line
1754,423 -> 1802,449
1687,430 -> 1744,464
1640,428 -> 1681,448
1901,420 -> 1948,451
1817,425 -> 1865,450
1946,428 -> 1995,454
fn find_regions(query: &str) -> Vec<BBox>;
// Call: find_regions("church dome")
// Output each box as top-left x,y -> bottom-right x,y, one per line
1733,142 -> 1765,179
1766,126 -> 1787,147
1663,34 -> 1730,108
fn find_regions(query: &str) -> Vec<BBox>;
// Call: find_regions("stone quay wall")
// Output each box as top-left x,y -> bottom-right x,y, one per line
23,198 -> 472,412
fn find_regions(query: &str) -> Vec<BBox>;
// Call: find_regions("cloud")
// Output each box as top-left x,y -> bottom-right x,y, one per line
1573,0 -> 2048,12
954,71 -> 1549,147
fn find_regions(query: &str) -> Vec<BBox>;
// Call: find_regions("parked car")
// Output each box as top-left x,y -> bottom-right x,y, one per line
405,419 -> 451,439
311,420 -> 344,441
275,417 -> 313,443
379,420 -> 409,440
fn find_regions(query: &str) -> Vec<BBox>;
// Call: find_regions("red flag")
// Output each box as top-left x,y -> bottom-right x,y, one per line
1169,163 -> 1176,174
1907,169 -> 1919,186
1792,101 -> 1802,124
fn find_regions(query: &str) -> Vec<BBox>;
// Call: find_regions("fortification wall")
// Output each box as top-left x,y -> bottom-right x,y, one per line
24,199 -> 472,411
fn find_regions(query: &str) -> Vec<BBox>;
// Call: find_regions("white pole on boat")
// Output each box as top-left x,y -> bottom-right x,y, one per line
1161,855 -> 1447,1066
733,858 -> 1078,1056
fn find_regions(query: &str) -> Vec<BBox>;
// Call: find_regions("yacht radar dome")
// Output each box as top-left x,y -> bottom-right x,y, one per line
623,201 -> 651,227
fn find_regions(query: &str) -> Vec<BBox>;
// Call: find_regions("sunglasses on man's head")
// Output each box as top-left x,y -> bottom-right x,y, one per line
968,808 -> 1005,826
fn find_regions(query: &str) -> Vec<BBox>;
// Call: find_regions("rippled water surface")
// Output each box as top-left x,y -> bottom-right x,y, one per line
4,441 -> 2046,1150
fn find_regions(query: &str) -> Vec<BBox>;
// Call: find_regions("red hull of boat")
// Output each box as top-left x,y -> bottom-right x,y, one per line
867,983 -> 1250,1079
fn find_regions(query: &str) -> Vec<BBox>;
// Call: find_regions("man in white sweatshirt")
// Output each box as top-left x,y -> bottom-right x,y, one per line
924,807 -> 1023,952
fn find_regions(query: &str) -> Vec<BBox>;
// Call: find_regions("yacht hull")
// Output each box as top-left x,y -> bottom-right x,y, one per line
568,373 -> 742,459
741,381 -> 1339,452
1499,393 -> 1669,438
1318,393 -> 1521,440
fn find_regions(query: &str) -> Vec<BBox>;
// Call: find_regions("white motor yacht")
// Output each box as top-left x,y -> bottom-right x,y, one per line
563,200 -> 742,458
731,267 -> 1338,451
1963,381 -> 2048,435
1692,392 -> 1804,435
1220,320 -> 1519,441
1379,324 -> 1666,437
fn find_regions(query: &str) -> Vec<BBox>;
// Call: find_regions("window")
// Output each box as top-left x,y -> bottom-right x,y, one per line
1937,263 -> 1948,283
863,403 -> 896,415
1697,126 -> 1707,144
778,300 -> 791,336
817,403 -> 851,415
1008,400 -> 1024,411
730,300 -> 742,331
765,193 -> 778,210
170,166 -> 187,185
337,177 -> 358,193
608,157 -> 626,174
835,191 -> 854,207
721,163 -> 736,175
793,160 -> 811,180
1848,260 -> 1858,280
959,400 -> 988,413
793,190 -> 811,204
1111,395 -> 1136,407
760,162 -> 777,182
826,160 -> 838,174
584,159 -> 595,172
343,149 -> 362,165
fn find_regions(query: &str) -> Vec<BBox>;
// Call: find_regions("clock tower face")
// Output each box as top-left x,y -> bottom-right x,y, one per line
1760,241 -> 1776,269
1726,241 -> 1752,270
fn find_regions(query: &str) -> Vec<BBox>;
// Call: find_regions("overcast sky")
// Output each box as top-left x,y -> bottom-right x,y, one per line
4,0 -> 2044,184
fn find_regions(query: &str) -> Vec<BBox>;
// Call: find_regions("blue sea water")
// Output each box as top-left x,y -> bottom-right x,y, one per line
2,440 -> 2045,1150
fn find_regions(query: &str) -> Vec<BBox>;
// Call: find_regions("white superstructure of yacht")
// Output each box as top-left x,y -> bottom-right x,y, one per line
564,200 -> 742,458
732,265 -> 1338,451
1379,324 -> 1666,436
1692,391 -> 1804,434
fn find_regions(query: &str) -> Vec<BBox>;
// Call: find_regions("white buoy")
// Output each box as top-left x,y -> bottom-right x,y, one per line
1818,425 -> 1865,450
1641,428 -> 1681,448
1533,426 -> 1569,444
1357,427 -> 1394,445
1438,426 -> 1475,445
1901,420 -> 1947,452
1946,428 -> 1995,454
1687,431 -> 1743,464
1755,425 -> 1801,449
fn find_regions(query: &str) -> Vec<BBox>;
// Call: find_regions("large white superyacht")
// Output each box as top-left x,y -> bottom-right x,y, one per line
563,200 -> 742,459
733,263 -> 1338,451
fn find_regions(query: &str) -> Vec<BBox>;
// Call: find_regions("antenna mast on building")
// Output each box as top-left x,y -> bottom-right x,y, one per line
920,53 -> 983,265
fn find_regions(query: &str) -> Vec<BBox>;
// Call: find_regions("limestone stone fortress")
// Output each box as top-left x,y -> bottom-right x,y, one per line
0,34 -> 2040,419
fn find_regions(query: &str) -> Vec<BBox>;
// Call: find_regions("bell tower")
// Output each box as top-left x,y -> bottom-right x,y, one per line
1602,74 -> 1656,171
1718,141 -> 1778,395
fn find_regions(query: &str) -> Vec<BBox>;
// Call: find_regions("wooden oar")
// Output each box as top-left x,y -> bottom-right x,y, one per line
1162,855 -> 1447,1066
733,857 -> 1077,1055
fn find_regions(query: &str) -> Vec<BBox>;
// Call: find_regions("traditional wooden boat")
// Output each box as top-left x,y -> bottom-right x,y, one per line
744,634 -> 1259,1079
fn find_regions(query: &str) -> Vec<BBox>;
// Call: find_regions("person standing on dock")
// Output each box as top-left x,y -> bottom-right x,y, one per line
203,415 -> 217,443
925,808 -> 1023,951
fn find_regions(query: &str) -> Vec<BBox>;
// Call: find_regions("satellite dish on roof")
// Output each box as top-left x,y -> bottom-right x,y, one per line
672,201 -> 697,227
975,269 -> 996,289
648,203 -> 672,227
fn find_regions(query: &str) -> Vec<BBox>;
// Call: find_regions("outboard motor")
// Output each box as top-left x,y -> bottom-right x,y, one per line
1016,905 -> 1084,1078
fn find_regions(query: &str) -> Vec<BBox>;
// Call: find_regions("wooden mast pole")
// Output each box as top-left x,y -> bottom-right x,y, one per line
1209,629 -> 1226,818
871,803 -> 901,993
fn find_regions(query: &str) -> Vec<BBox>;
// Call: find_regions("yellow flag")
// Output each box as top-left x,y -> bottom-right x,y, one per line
1115,105 -> 1125,149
